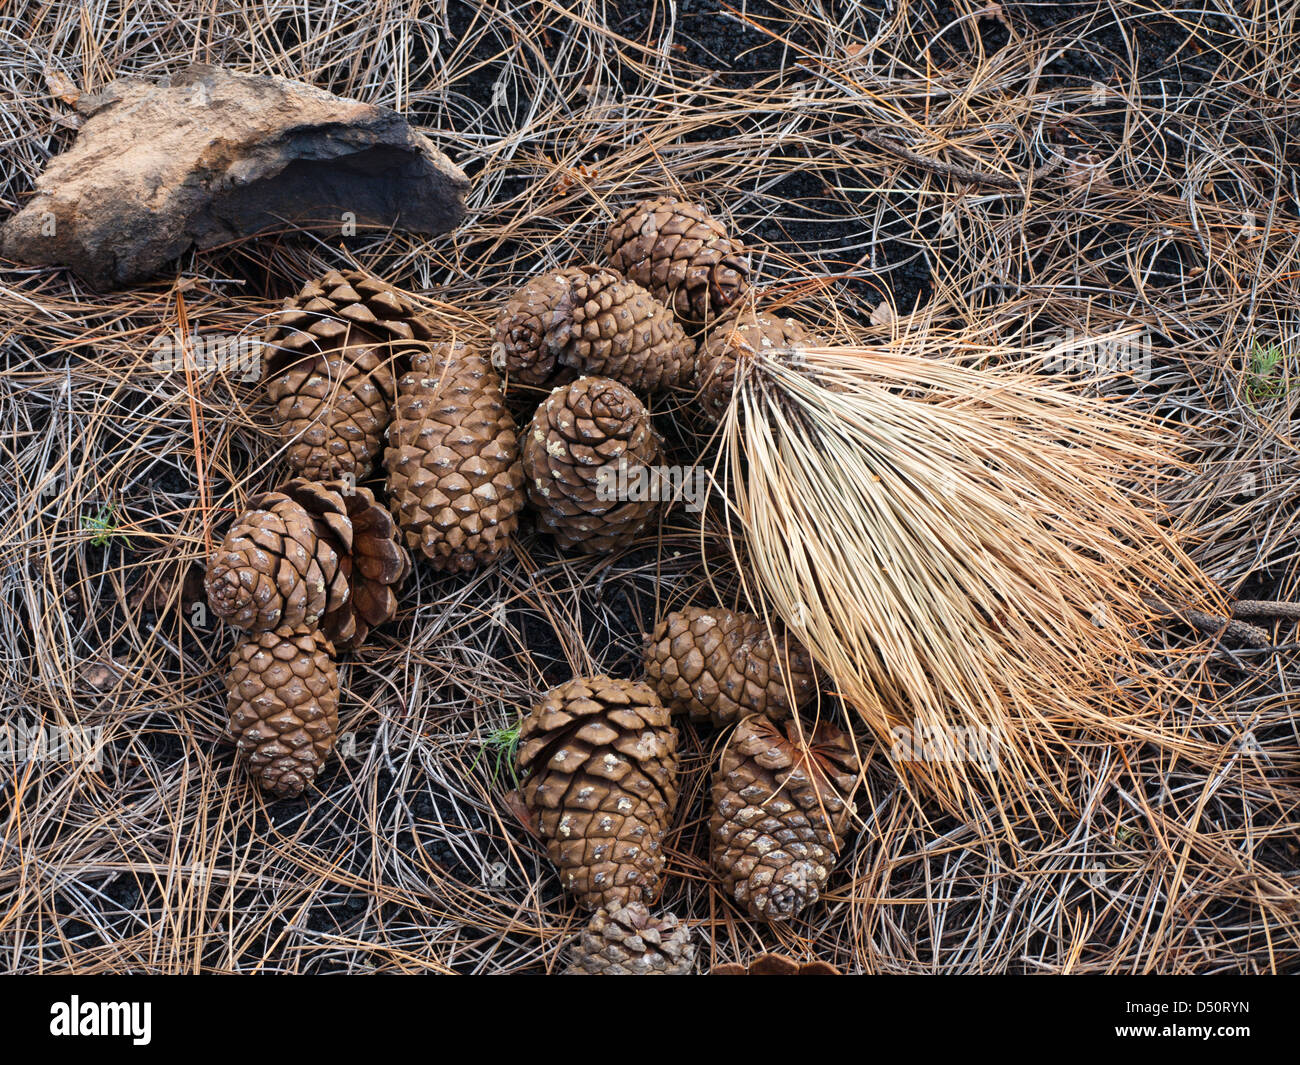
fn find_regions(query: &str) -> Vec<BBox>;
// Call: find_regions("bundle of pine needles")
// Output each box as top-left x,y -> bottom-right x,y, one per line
717,327 -> 1227,822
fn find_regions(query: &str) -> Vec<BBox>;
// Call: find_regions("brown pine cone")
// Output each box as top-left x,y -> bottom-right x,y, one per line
225,626 -> 339,798
384,341 -> 525,571
204,482 -> 349,634
205,479 -> 409,649
324,484 -> 411,649
696,309 -> 821,421
494,266 -> 692,393
264,269 -> 435,480
566,903 -> 696,975
710,715 -> 860,922
643,607 -> 817,727
522,377 -> 663,553
491,267 -> 604,387
712,952 -> 841,975
517,675 -> 680,910
604,196 -> 751,325
551,269 -> 695,393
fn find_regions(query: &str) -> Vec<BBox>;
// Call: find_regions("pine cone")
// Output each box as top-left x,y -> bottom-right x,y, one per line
712,953 -> 841,975
326,484 -> 411,649
225,626 -> 339,798
696,310 -> 821,421
552,269 -> 695,393
710,715 -> 860,922
385,341 -> 525,571
205,482 -> 349,634
517,675 -> 680,910
264,269 -> 435,480
205,479 -> 409,649
604,196 -> 751,324
523,377 -> 663,553
566,902 -> 696,975
494,266 -> 693,393
644,607 -> 817,727
491,267 -> 598,387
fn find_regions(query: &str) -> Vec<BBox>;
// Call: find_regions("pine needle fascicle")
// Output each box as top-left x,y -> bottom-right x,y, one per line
716,334 -> 1226,821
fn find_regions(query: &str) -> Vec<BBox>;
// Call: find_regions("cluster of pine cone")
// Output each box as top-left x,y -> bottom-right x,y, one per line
493,198 -> 859,973
526,608 -> 860,975
202,197 -> 857,972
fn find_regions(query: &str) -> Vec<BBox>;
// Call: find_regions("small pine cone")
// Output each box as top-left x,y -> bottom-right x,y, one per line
551,269 -> 695,393
710,715 -> 860,922
604,196 -> 751,324
566,903 -> 696,975
523,377 -> 663,553
491,267 -> 602,387
643,607 -> 817,727
205,479 -> 409,648
385,341 -> 525,571
264,269 -> 435,480
518,675 -> 680,910
712,952 -> 841,975
494,266 -> 692,393
696,310 -> 821,421
225,626 -> 339,798
204,482 -> 349,633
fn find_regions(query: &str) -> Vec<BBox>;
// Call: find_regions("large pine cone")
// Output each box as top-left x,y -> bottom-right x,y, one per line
523,377 -> 663,553
517,675 -> 680,910
385,341 -> 525,571
566,903 -> 696,975
644,607 -> 817,727
713,953 -> 841,975
696,309 -> 821,421
264,269 -> 435,480
710,715 -> 860,922
494,266 -> 693,393
205,479 -> 409,649
604,196 -> 751,325
225,626 -> 339,798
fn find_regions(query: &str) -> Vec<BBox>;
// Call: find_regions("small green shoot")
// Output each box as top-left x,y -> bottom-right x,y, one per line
1246,340 -> 1291,404
474,722 -> 522,788
82,504 -> 124,548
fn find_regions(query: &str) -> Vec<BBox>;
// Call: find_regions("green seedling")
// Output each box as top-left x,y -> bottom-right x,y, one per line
474,722 -> 522,787
1247,340 -> 1291,404
82,504 -> 124,548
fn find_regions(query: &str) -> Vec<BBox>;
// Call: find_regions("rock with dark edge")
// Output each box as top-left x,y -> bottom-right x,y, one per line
1,64 -> 469,289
